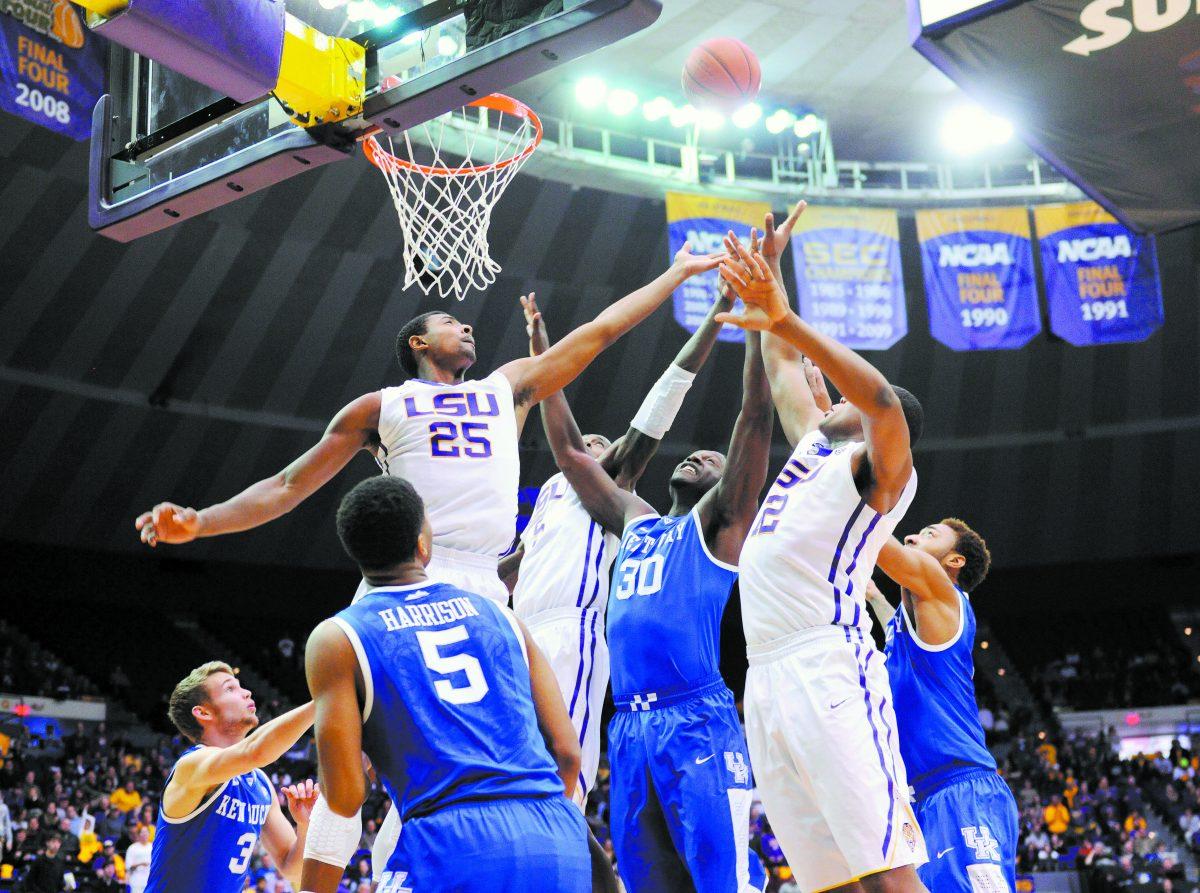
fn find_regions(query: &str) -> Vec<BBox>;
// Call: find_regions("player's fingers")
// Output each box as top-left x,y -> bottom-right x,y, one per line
751,251 -> 772,279
713,312 -> 744,328
135,512 -> 150,531
718,262 -> 748,290
786,199 -> 808,228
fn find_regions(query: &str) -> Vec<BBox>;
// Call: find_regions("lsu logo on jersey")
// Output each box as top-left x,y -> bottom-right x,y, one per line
402,392 -> 499,418
961,825 -> 1001,862
938,243 -> 1013,269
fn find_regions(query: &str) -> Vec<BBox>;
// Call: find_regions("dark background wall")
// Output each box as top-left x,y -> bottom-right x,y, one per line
2,115 -> 1199,582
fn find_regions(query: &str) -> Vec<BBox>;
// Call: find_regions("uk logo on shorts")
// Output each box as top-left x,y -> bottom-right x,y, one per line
961,825 -> 1001,862
724,751 -> 749,785
377,872 -> 413,893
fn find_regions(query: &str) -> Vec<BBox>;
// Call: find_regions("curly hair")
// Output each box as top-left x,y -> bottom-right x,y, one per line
941,517 -> 991,592
337,476 -> 426,572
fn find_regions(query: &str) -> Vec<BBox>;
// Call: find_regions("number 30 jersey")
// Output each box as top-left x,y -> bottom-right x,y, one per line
606,510 -> 738,701
375,372 -> 520,560
333,582 -> 565,821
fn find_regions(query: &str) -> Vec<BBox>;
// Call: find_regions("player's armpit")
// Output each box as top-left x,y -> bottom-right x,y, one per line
517,616 -> 581,801
173,702 -> 315,792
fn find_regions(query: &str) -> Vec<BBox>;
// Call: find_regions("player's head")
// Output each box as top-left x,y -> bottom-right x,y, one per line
669,449 -> 726,497
582,433 -> 612,460
819,385 -> 924,446
336,476 -> 432,575
167,661 -> 257,744
395,311 -> 476,378
903,517 -> 991,592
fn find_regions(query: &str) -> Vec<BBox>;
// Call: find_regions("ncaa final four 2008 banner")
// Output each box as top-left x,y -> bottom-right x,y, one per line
0,0 -> 105,140
917,207 -> 1042,351
790,206 -> 906,351
1033,202 -> 1163,347
666,192 -> 772,344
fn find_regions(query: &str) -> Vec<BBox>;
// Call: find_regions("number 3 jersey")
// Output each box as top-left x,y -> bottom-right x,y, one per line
375,372 -> 520,561
332,582 -> 565,821
144,747 -> 273,893
606,510 -> 738,702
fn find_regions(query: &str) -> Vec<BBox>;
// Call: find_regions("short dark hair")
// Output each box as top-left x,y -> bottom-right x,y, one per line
168,662 -> 236,742
337,476 -> 426,572
394,312 -> 441,377
942,517 -> 991,592
892,386 -> 924,445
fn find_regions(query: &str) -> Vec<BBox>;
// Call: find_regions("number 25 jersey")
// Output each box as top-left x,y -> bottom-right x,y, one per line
375,372 -> 520,560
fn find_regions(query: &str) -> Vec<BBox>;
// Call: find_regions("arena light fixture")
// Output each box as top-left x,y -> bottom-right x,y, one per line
669,103 -> 697,128
436,35 -> 460,57
793,113 -> 821,139
642,96 -> 674,122
575,76 -> 608,109
764,109 -> 796,135
941,103 -> 1014,155
731,103 -> 761,129
606,88 -> 639,116
697,108 -> 725,131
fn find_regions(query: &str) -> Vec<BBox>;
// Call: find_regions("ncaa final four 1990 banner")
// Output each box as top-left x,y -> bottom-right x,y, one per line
790,206 -> 906,351
0,0 -> 104,140
666,192 -> 771,344
1033,202 -> 1163,347
917,207 -> 1041,351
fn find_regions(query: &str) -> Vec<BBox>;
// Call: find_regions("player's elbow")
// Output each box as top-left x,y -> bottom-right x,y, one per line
553,738 -> 583,785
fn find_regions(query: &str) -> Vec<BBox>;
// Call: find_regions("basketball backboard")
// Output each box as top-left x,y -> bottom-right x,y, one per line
89,0 -> 661,241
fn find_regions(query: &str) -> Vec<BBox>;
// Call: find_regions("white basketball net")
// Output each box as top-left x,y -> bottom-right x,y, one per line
366,99 -> 540,301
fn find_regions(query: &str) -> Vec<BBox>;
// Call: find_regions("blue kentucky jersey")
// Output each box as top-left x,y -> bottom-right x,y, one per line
334,581 -> 565,821
607,510 -> 738,701
145,746 -> 273,893
884,589 -> 997,798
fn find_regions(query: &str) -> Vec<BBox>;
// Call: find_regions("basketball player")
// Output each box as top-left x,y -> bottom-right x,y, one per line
542,311 -> 773,892
144,665 -> 318,893
718,222 -> 929,893
134,244 -> 724,608
299,475 -> 591,893
504,286 -> 730,806
864,523 -> 1019,893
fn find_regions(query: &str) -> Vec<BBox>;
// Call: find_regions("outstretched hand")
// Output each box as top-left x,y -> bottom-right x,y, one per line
281,779 -> 319,827
803,357 -> 833,413
135,502 -> 201,547
521,292 -> 549,356
715,231 -> 792,332
671,241 -> 726,279
762,200 -> 807,264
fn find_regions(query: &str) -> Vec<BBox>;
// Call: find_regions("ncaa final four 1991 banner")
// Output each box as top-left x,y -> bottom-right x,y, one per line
917,206 -> 1042,351
0,0 -> 105,140
1033,202 -> 1163,347
790,206 -> 906,351
666,192 -> 771,344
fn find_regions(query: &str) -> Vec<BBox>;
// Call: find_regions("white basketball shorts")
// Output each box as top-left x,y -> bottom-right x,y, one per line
744,625 -> 927,892
354,544 -> 510,606
525,606 -> 609,807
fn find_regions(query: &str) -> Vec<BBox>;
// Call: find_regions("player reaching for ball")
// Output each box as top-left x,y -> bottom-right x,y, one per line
719,212 -> 930,893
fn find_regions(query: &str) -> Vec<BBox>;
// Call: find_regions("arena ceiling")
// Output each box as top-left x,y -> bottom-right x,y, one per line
523,0 -> 970,161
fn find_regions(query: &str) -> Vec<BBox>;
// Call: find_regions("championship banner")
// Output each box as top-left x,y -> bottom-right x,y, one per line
1034,202 -> 1163,347
666,192 -> 771,344
791,206 -> 906,351
917,207 -> 1041,351
0,0 -> 105,140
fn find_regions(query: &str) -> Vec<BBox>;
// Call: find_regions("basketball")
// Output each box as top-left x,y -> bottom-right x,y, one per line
682,38 -> 761,113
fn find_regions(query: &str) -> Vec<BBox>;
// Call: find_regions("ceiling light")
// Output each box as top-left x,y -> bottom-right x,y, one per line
606,88 -> 639,116
731,103 -> 762,129
669,104 -> 697,128
941,103 -> 1014,155
793,113 -> 822,139
575,76 -> 607,109
643,96 -> 674,122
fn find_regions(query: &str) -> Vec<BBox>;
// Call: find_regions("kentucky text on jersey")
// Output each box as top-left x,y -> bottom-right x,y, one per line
212,795 -> 271,825
378,597 -> 481,631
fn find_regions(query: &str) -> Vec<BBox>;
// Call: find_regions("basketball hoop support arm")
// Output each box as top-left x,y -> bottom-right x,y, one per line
73,0 -> 366,127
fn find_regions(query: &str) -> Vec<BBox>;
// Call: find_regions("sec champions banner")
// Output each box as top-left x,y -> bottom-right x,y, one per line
666,192 -> 771,343
0,0 -> 105,141
917,207 -> 1041,351
1034,202 -> 1163,347
791,206 -> 906,351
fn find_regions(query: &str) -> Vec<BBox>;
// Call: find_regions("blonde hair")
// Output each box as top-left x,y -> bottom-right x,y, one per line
167,661 -> 236,742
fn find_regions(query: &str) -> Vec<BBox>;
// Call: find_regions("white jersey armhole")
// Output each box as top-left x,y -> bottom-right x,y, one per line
330,617 -> 375,723
159,766 -> 231,825
484,368 -> 516,401
690,508 -> 738,573
902,588 -> 965,653
494,603 -> 529,667
621,512 -> 661,538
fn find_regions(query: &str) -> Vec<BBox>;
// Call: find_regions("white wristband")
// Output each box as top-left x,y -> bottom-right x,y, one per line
303,795 -> 362,869
630,364 -> 696,440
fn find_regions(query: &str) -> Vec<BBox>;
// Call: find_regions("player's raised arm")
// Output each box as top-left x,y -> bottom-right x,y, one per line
134,392 -> 381,547
874,534 -> 962,641
497,244 -> 723,407
513,615 -> 582,800
719,236 -> 914,513
694,329 -> 774,564
170,701 -> 315,794
599,282 -> 732,490
300,620 -> 368,893
865,578 -> 896,628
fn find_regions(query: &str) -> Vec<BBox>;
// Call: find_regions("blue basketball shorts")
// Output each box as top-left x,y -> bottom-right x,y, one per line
915,770 -> 1019,893
379,795 -> 590,893
608,679 -> 766,893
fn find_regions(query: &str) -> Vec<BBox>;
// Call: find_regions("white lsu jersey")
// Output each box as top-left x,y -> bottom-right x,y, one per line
512,472 -> 618,620
375,371 -> 520,560
739,430 -> 918,647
